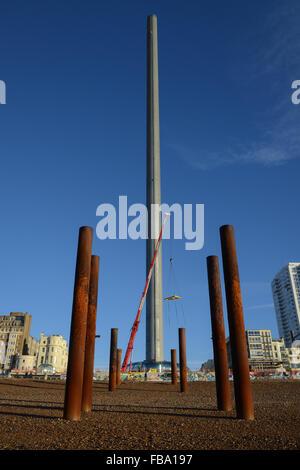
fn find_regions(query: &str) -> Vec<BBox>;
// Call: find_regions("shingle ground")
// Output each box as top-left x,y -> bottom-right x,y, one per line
0,378 -> 299,450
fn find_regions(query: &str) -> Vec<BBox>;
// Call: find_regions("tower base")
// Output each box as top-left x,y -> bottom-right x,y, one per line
126,360 -> 179,373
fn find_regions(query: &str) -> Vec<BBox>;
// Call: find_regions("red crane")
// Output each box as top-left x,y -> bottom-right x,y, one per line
121,212 -> 170,373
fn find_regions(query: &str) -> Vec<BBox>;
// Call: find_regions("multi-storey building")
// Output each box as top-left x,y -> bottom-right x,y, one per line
36,333 -> 68,373
27,335 -> 40,358
0,312 -> 32,370
0,340 -> 5,367
272,263 -> 300,347
286,340 -> 300,369
246,330 -> 276,369
226,329 -> 300,371
15,354 -> 36,372
271,337 -> 289,368
14,335 -> 40,372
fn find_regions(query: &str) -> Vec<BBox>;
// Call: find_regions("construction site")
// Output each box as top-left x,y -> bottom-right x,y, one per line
1,11 -> 300,455
58,15 -> 255,425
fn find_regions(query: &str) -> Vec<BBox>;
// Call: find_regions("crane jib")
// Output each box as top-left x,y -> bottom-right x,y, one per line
121,213 -> 170,372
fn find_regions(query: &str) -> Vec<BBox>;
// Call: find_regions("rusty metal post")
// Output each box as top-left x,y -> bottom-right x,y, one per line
63,226 -> 93,421
220,225 -> 254,420
207,255 -> 232,411
171,349 -> 178,385
178,328 -> 188,392
116,348 -> 122,386
108,328 -> 118,392
81,255 -> 100,413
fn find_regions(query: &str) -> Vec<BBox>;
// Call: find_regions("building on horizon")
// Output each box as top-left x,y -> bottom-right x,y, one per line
226,329 -> 300,371
0,312 -> 32,370
14,335 -> 40,372
27,335 -> 40,358
0,313 -> 69,373
246,330 -> 286,370
15,353 -> 36,372
36,332 -> 68,373
286,340 -> 300,369
201,359 -> 214,371
0,340 -> 5,367
271,262 -> 300,347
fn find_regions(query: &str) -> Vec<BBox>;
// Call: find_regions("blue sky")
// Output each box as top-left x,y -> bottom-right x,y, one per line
1,0 -> 300,369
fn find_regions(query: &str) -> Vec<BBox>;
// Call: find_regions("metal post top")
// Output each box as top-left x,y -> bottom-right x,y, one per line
220,224 -> 234,232
207,255 -> 219,263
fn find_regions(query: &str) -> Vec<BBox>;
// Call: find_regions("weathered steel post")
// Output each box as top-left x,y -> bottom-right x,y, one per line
206,255 -> 232,411
81,255 -> 100,413
63,226 -> 93,421
171,349 -> 178,385
116,348 -> 122,386
220,225 -> 254,420
179,328 -> 188,392
109,328 -> 118,392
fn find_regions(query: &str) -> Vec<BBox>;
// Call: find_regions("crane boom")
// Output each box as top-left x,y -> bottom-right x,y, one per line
121,212 -> 170,373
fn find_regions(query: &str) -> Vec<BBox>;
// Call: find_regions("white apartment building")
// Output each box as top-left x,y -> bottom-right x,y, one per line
37,333 -> 68,373
272,337 -> 289,366
271,263 -> 300,347
286,340 -> 300,369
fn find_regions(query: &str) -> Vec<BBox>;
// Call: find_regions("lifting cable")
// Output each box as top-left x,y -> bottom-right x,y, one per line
164,255 -> 186,327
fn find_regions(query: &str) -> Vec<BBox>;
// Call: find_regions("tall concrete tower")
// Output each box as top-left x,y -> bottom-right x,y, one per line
146,14 -> 164,363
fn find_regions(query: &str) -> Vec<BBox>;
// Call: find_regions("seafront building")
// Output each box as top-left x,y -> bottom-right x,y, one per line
226,329 -> 300,371
0,340 -> 5,365
15,335 -> 40,372
246,330 -> 287,370
0,312 -> 68,373
285,340 -> 300,369
36,332 -> 68,373
271,263 -> 300,347
0,312 -> 32,370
